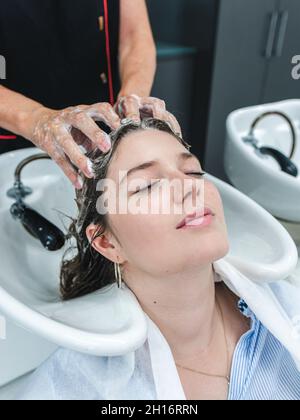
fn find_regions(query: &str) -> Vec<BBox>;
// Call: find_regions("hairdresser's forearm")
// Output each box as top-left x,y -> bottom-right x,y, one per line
118,39 -> 157,99
0,85 -> 46,139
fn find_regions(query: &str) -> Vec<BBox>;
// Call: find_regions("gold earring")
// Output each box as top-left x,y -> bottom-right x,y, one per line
114,261 -> 123,289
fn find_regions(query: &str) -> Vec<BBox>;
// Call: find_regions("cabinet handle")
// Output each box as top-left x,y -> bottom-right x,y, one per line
265,11 -> 279,59
275,10 -> 289,58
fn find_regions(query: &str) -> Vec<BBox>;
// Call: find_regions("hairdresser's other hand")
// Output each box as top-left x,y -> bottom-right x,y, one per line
114,94 -> 182,137
27,103 -> 121,189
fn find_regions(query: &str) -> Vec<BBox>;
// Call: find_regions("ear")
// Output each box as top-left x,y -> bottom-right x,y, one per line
86,223 -> 125,264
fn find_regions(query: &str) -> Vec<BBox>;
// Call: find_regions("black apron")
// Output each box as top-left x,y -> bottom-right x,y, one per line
0,0 -> 120,153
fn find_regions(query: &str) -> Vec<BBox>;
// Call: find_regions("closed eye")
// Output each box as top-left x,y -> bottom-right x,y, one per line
186,171 -> 206,177
133,180 -> 160,194
133,172 -> 206,194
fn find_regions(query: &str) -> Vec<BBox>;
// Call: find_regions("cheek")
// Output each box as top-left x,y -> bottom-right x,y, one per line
207,184 -> 230,254
111,213 -> 168,249
112,213 -> 176,268
205,182 -> 227,225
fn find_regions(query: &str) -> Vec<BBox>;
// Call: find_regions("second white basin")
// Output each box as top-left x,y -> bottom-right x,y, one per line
225,99 -> 300,222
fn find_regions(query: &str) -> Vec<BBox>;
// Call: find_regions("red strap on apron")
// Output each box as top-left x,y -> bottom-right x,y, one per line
0,135 -> 17,139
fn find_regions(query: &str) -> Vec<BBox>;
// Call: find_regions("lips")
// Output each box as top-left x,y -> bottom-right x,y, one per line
176,207 -> 214,229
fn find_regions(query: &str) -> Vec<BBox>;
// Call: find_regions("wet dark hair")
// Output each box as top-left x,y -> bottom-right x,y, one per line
60,118 -> 192,300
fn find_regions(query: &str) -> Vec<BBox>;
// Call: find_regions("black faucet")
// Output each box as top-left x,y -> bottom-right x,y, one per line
243,111 -> 298,178
7,153 -> 66,251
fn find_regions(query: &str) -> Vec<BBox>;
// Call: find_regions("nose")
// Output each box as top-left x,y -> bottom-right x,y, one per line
171,172 -> 204,209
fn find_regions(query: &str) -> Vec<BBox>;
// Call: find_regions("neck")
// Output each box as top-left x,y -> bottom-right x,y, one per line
124,263 -> 218,360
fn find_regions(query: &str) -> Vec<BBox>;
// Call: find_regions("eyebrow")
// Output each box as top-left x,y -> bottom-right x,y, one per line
119,152 -> 200,184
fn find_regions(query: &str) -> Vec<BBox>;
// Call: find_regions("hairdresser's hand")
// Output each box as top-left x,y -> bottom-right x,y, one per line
27,103 -> 121,189
114,94 -> 182,137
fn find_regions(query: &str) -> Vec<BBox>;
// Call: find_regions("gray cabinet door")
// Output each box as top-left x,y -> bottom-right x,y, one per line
151,44 -> 198,142
205,0 -> 277,180
263,0 -> 300,101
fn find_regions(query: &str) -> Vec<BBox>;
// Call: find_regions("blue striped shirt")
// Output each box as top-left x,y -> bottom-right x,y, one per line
229,300 -> 300,400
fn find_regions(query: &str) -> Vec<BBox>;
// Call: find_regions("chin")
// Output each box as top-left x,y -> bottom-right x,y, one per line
213,240 -> 230,261
188,235 -> 230,265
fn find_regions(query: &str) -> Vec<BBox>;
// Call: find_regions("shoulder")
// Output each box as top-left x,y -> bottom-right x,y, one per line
16,347 -> 109,400
38,346 -> 109,374
244,321 -> 300,399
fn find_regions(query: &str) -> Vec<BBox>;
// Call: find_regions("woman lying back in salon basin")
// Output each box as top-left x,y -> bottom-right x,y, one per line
17,118 -> 300,401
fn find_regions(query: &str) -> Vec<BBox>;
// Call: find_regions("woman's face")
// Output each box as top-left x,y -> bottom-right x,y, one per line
95,129 -> 229,277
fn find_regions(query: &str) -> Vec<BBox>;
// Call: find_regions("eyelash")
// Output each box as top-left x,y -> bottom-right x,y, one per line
134,171 -> 206,194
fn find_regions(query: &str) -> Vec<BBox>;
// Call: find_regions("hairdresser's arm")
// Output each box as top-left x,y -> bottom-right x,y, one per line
118,0 -> 156,99
116,0 -> 182,135
0,84 -> 44,139
0,85 -> 121,188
